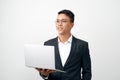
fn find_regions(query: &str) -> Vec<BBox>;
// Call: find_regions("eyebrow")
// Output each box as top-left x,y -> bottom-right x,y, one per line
56,19 -> 69,21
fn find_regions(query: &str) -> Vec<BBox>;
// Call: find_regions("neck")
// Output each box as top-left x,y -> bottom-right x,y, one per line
58,33 -> 71,43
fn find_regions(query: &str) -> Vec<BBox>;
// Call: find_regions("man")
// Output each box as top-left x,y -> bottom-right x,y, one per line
36,9 -> 92,80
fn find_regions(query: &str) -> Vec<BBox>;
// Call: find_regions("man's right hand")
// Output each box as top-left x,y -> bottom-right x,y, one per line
35,68 -> 56,77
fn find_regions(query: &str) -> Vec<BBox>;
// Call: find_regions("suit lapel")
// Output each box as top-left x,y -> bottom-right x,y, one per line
54,37 -> 64,69
64,36 -> 76,67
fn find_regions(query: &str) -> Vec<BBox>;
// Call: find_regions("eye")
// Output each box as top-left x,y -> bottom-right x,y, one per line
62,20 -> 67,23
56,20 -> 60,23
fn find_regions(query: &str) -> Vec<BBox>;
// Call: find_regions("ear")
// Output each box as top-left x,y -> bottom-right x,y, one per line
71,23 -> 74,28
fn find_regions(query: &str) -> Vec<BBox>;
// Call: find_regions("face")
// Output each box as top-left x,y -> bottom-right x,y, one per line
56,14 -> 74,35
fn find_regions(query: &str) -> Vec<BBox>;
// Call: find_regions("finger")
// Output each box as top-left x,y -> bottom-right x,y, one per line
44,69 -> 47,71
46,69 -> 56,74
41,69 -> 51,76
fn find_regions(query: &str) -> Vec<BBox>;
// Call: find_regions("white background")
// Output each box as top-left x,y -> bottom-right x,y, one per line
0,0 -> 120,80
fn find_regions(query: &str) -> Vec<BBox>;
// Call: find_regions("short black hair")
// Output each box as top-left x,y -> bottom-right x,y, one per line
58,9 -> 75,23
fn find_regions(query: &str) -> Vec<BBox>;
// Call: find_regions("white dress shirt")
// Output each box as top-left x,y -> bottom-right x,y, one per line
58,35 -> 72,66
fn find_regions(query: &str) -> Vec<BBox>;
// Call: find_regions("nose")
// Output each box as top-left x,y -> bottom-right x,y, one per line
57,21 -> 63,26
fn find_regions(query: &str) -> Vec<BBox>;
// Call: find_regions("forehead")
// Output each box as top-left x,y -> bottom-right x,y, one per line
57,14 -> 70,20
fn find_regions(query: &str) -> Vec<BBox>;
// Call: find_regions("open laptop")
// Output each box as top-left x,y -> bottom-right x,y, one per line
24,44 -> 65,73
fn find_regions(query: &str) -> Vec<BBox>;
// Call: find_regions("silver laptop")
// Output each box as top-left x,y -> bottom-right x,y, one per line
24,44 -> 65,73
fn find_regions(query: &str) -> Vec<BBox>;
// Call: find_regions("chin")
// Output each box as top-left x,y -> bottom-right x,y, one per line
58,33 -> 65,35
57,30 -> 65,35
58,31 -> 63,34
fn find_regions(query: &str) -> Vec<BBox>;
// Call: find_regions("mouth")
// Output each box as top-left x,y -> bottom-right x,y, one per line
57,27 -> 63,31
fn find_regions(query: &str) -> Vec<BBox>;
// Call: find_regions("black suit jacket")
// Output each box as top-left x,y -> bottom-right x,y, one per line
44,36 -> 92,80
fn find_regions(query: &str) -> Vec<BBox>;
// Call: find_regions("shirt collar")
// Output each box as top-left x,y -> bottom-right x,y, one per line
58,35 -> 72,43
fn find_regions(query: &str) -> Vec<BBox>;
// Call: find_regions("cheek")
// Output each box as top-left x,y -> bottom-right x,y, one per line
64,25 -> 71,30
56,25 -> 59,29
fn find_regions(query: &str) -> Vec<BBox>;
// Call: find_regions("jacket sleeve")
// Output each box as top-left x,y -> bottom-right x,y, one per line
81,43 -> 92,80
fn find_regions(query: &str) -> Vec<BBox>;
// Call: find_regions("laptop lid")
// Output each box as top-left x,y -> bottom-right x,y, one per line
24,44 -> 65,73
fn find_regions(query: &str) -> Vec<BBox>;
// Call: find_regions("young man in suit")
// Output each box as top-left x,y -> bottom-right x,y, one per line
36,9 -> 92,80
